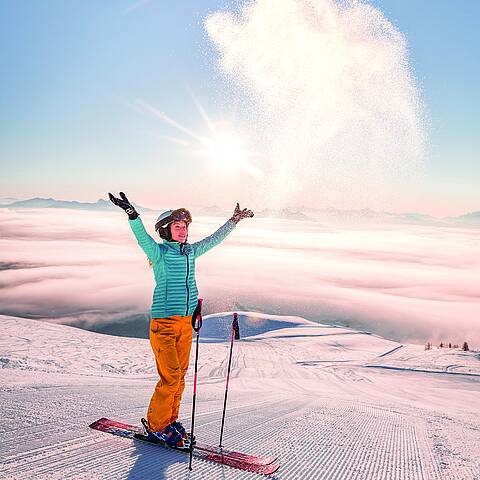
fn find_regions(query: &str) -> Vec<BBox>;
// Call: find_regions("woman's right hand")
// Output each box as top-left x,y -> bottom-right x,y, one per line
108,192 -> 139,220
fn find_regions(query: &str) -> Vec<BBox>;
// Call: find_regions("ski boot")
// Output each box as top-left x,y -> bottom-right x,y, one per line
141,418 -> 187,450
171,420 -> 195,445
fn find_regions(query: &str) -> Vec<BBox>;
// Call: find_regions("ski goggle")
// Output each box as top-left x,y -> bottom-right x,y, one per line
155,208 -> 192,234
170,208 -> 192,224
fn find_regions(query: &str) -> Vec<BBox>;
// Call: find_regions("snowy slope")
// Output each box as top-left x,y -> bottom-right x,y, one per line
1,314 -> 479,480
366,344 -> 480,376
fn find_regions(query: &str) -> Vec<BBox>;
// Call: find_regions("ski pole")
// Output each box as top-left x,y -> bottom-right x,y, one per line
189,298 -> 203,471
219,312 -> 238,448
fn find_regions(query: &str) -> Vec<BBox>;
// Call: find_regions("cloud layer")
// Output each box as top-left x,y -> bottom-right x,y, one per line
0,208 -> 478,346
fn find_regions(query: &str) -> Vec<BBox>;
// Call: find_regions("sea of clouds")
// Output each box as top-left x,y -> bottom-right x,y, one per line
0,207 -> 478,347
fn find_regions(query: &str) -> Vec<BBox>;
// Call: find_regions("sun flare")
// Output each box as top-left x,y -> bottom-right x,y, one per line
205,133 -> 244,166
202,132 -> 260,176
136,99 -> 263,178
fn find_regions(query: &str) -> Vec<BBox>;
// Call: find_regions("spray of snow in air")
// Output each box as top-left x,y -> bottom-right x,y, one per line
206,0 -> 426,209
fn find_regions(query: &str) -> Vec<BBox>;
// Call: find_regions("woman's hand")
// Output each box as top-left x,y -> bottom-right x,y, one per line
230,203 -> 254,224
108,192 -> 139,220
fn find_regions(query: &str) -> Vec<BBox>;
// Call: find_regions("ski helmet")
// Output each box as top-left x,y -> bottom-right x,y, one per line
155,208 -> 192,241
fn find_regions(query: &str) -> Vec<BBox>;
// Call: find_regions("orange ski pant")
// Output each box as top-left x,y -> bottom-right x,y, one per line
147,315 -> 192,432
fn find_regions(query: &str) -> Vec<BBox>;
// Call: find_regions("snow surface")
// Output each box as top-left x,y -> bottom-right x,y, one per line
1,313 -> 479,479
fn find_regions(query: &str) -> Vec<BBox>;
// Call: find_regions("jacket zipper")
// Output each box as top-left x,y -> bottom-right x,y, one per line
184,248 -> 190,316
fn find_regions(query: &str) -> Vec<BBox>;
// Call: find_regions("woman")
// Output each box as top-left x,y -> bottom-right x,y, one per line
109,192 -> 253,447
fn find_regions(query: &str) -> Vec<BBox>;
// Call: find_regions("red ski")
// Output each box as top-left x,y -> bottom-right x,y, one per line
89,417 -> 279,475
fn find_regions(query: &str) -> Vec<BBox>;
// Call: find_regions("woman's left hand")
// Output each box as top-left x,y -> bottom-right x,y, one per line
231,203 -> 254,224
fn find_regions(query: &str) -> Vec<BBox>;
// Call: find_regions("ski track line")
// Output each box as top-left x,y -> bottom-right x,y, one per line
320,404 -> 377,480
377,344 -> 405,358
0,399 -> 137,438
3,434 -> 191,480
192,398 -> 300,460
364,364 -> 480,378
7,433 -> 270,480
2,436 -> 112,477
0,396 -> 283,458
69,439 -> 191,480
334,404 -> 383,480
0,397 -> 289,480
1,434 -> 97,464
0,403 -> 149,443
270,400 -> 436,480
194,401 -> 289,434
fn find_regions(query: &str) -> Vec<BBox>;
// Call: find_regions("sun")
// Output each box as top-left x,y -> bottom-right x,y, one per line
199,130 -> 262,178
135,98 -> 263,178
204,133 -> 246,167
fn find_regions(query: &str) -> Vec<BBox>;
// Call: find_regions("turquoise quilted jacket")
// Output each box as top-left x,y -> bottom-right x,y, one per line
128,217 -> 236,318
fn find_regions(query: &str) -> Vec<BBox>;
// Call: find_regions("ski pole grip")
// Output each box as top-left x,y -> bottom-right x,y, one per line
192,298 -> 203,332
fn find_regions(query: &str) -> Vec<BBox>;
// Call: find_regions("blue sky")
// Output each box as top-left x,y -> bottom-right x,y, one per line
372,0 -> 479,213
0,0 -> 478,215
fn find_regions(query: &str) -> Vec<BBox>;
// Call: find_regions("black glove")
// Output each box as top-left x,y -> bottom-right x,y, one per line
230,203 -> 254,224
108,192 -> 139,220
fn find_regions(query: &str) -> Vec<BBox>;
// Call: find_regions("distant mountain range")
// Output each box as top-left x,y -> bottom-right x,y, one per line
449,211 -> 480,222
0,197 -> 19,205
1,197 -> 478,224
0,197 -> 153,212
